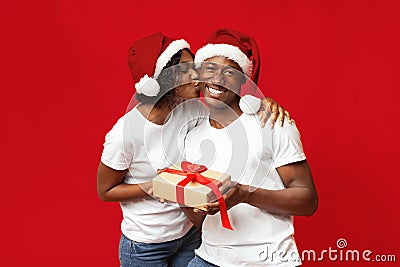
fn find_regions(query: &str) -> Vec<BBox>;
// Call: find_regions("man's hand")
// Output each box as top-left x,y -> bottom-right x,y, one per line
205,183 -> 250,215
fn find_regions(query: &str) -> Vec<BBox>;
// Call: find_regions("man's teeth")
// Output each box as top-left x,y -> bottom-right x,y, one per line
208,86 -> 224,95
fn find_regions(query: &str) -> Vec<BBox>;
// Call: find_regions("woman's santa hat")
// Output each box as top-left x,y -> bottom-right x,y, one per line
128,32 -> 190,97
195,29 -> 262,114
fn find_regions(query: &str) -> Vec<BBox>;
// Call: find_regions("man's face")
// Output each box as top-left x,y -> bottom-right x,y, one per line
199,56 -> 245,109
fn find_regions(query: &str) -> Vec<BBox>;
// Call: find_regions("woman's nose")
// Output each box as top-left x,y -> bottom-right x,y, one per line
189,68 -> 199,81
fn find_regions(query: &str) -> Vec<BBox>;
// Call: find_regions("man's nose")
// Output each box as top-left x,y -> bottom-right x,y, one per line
210,72 -> 224,86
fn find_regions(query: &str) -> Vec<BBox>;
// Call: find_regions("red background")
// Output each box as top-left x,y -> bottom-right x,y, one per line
2,0 -> 399,266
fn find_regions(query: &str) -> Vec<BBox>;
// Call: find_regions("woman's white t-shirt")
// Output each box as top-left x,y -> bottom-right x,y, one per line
101,99 -> 208,243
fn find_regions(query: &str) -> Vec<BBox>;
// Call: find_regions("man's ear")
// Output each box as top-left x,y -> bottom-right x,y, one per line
240,73 -> 247,85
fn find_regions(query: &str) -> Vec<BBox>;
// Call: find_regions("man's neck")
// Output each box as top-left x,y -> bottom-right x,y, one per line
208,101 -> 243,129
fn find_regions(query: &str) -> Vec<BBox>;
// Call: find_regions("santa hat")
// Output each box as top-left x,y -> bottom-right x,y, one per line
195,28 -> 260,84
128,32 -> 190,97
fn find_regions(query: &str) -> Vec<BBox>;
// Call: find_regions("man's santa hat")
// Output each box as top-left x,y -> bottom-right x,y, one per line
195,29 -> 262,114
128,32 -> 190,97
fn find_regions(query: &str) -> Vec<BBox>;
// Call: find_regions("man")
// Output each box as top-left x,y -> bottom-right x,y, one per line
184,29 -> 318,266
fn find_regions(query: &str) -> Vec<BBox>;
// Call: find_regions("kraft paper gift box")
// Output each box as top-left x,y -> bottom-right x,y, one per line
152,162 -> 232,210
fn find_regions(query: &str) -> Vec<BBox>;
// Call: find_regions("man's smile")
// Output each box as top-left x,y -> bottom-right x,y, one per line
205,84 -> 227,97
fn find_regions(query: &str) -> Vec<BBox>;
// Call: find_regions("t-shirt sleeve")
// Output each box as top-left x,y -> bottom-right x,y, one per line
100,116 -> 133,170
271,121 -> 306,168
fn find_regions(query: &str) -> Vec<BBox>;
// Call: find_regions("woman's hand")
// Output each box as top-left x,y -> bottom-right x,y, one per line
259,97 -> 292,128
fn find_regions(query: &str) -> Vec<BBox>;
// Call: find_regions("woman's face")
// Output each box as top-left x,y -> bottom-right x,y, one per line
174,49 -> 200,100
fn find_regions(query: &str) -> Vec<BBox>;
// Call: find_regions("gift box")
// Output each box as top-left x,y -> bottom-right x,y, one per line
153,161 -> 232,210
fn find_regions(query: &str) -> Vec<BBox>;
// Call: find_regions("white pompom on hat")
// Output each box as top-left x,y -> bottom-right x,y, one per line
128,32 -> 190,97
239,95 -> 262,114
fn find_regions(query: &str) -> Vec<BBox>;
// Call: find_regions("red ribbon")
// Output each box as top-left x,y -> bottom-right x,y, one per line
161,161 -> 233,230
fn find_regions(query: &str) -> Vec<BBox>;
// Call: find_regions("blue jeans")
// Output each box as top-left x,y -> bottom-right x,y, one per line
119,226 -> 201,267
187,256 -> 219,267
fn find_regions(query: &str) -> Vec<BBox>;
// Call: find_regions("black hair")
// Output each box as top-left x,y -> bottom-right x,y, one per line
135,48 -> 194,108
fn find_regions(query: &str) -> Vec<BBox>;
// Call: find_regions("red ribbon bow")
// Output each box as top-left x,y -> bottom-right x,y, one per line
161,161 -> 233,230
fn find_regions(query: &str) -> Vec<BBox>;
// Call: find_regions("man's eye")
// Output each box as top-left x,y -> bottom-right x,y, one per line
206,66 -> 216,71
224,70 -> 235,76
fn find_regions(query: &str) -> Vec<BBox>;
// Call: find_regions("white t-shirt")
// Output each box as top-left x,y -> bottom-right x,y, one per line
184,113 -> 306,266
101,99 -> 209,243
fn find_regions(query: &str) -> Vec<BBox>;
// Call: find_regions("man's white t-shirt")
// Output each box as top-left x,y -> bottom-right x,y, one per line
101,99 -> 208,243
185,113 -> 306,266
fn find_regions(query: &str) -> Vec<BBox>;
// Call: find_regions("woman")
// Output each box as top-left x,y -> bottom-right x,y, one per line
97,32 -> 288,267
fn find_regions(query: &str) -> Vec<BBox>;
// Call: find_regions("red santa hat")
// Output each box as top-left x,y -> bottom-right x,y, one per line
195,28 -> 260,84
128,32 -> 190,97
